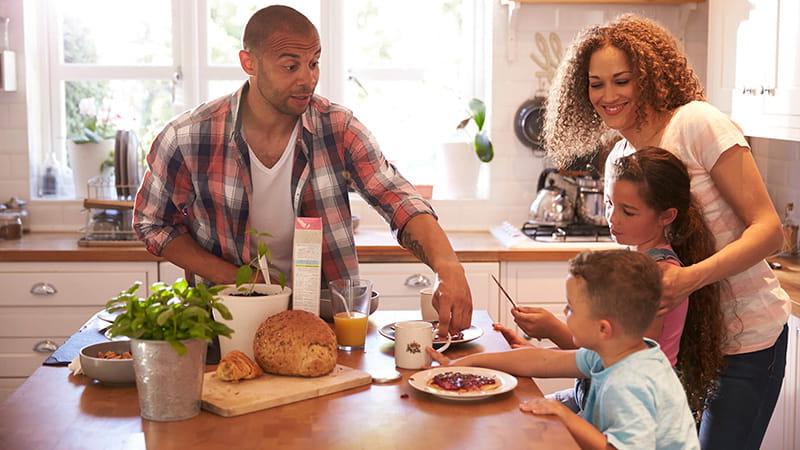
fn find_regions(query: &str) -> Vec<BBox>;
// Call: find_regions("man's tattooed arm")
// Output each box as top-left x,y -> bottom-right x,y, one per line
401,231 -> 431,267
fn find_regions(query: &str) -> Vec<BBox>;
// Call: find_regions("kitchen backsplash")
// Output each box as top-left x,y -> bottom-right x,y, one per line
7,0 -> 793,233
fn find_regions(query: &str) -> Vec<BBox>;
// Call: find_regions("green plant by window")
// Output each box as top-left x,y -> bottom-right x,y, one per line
105,279 -> 234,355
456,98 -> 494,163
234,229 -> 288,295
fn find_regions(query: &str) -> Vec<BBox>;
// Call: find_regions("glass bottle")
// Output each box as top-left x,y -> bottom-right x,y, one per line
781,203 -> 798,256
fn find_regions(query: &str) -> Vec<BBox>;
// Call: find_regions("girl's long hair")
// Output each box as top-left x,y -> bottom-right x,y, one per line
612,147 -> 725,415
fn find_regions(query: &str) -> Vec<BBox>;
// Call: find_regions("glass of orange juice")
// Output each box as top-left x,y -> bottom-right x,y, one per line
329,278 -> 372,351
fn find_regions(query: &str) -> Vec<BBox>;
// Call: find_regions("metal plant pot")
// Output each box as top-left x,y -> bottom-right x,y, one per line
130,338 -> 208,422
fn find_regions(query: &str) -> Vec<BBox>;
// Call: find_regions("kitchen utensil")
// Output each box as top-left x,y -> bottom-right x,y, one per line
201,364 -> 372,417
490,274 -> 517,310
114,130 -> 126,197
573,164 -> 607,226
529,168 -> 574,227
529,32 -> 563,83
379,323 -> 484,346
79,340 -> 135,384
408,366 -> 518,401
125,130 -> 140,195
0,16 -> 17,92
394,320 -> 451,370
514,96 -> 546,155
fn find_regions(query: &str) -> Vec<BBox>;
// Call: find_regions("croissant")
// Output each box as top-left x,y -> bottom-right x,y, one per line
216,350 -> 263,382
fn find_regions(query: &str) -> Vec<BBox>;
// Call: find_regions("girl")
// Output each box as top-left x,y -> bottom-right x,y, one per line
541,14 -> 789,450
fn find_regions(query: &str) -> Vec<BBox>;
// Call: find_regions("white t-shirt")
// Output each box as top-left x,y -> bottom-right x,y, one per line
246,121 -> 299,282
604,101 -> 790,355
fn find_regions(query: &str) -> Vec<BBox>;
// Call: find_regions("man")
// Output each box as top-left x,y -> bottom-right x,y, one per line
133,5 -> 472,334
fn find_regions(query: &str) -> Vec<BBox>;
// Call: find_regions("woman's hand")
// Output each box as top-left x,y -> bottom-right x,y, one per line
658,264 -> 701,316
492,323 -> 534,349
511,306 -> 560,340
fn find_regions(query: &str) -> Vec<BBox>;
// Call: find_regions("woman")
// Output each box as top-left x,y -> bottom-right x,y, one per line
540,14 -> 790,450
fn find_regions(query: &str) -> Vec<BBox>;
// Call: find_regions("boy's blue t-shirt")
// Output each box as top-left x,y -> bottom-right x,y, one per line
575,339 -> 700,450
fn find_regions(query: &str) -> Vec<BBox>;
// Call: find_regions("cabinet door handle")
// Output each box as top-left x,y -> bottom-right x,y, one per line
760,86 -> 775,96
30,282 -> 57,296
33,340 -> 59,353
742,86 -> 758,95
404,274 -> 432,288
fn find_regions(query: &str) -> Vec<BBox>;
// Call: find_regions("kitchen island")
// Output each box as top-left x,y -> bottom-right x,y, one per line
0,311 -> 579,450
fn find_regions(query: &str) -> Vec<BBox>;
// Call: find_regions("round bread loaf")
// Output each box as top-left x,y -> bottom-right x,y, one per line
253,310 -> 337,377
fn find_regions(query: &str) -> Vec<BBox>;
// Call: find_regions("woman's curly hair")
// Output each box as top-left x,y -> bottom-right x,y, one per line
543,14 -> 705,168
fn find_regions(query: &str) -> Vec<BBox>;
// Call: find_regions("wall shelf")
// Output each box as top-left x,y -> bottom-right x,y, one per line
500,0 -> 704,62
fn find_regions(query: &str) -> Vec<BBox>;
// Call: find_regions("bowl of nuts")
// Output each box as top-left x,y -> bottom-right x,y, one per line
79,341 -> 135,384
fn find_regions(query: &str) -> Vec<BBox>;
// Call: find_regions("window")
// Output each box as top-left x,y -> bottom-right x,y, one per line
30,0 -> 488,199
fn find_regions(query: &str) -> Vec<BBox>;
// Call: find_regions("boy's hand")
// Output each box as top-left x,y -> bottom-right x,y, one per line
492,323 -> 534,349
425,346 -> 452,367
519,398 -> 569,419
511,306 -> 560,340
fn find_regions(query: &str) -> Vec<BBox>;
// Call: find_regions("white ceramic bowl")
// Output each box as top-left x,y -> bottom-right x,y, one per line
79,340 -> 135,384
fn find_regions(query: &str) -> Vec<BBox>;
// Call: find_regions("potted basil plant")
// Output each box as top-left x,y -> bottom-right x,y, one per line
214,229 -> 292,359
105,279 -> 233,422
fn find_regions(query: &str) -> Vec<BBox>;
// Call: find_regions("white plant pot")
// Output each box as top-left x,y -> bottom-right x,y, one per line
436,142 -> 484,199
67,139 -> 114,198
214,284 -> 292,359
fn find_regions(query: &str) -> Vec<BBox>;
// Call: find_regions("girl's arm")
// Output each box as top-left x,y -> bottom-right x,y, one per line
521,399 -> 616,450
428,346 -> 584,379
661,145 -> 783,306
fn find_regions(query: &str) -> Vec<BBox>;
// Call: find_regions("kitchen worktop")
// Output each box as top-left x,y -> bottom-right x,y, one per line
0,230 -> 621,263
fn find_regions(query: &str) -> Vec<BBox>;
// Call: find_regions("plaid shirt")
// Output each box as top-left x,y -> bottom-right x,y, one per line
133,82 -> 435,283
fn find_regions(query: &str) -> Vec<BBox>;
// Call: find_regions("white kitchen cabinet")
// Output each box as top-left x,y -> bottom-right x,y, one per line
159,261 -> 186,284
707,0 -> 800,141
761,314 -> 798,450
358,262 -> 500,321
500,261 -> 574,395
0,262 -> 156,402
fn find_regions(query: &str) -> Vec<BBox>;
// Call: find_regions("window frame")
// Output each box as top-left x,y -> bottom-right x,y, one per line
29,0 -> 489,200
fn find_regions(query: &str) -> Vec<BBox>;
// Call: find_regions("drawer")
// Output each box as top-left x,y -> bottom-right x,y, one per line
0,306 -> 98,337
0,262 -> 155,306
503,261 -> 568,303
0,337 -> 60,377
0,378 -> 26,403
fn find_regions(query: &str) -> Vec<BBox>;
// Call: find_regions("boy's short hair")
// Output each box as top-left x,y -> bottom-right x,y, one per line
568,250 -> 661,336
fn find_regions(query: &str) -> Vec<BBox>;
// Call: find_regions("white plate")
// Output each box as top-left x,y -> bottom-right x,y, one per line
379,322 -> 483,346
408,366 -> 518,401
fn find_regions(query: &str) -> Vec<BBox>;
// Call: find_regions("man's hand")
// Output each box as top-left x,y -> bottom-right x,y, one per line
432,262 -> 473,337
658,263 -> 700,316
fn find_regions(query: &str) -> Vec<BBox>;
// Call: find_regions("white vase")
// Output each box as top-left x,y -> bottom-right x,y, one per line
213,284 -> 292,359
67,139 -> 114,198
436,142 -> 484,199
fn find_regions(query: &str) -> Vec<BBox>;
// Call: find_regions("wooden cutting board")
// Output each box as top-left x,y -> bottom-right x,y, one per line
201,364 -> 372,417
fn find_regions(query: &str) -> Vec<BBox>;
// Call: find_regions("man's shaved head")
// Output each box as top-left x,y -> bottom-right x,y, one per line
242,5 -> 318,54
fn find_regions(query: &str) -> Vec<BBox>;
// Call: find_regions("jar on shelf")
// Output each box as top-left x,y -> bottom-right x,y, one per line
3,197 -> 29,233
0,212 -> 23,240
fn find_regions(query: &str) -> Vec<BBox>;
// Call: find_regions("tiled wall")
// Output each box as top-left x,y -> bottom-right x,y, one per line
751,137 -> 800,219
11,1 -> 795,233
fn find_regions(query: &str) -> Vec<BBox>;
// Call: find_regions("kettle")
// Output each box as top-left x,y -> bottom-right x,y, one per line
529,168 -> 574,227
574,164 -> 607,226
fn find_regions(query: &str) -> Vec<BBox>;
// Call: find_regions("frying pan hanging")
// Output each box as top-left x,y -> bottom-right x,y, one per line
514,96 -> 546,156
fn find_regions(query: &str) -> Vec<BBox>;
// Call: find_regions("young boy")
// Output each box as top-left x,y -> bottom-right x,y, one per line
428,250 -> 700,450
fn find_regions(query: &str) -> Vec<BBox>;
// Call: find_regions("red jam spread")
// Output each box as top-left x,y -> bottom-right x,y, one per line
430,371 -> 497,392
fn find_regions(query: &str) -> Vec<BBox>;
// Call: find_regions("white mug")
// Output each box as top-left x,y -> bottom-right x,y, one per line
394,320 -> 451,370
420,287 -> 438,322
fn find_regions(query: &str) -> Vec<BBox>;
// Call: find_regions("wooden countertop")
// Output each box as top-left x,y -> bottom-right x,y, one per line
0,311 -> 578,450
768,255 -> 800,317
0,230 -> 620,263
